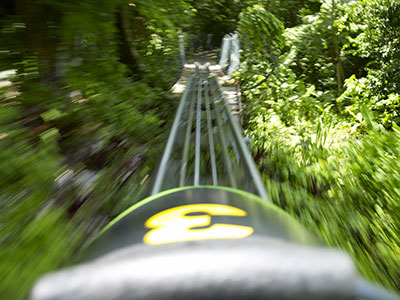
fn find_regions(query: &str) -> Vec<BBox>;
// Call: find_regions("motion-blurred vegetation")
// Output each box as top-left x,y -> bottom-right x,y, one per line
237,0 -> 400,291
1,0 -> 400,298
0,0 -> 192,298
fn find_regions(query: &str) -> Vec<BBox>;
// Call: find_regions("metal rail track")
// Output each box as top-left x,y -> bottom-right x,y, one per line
151,63 -> 269,201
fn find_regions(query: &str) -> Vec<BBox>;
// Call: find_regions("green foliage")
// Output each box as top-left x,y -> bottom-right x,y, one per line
336,0 -> 400,127
339,0 -> 400,92
237,4 -> 285,90
242,71 -> 400,290
0,0 -> 187,299
239,4 -> 285,54
281,0 -> 346,90
238,0 -> 400,292
263,0 -> 321,27
189,0 -> 250,43
0,208 -> 81,299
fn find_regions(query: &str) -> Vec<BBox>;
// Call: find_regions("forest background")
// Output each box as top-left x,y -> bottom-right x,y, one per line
0,0 -> 399,299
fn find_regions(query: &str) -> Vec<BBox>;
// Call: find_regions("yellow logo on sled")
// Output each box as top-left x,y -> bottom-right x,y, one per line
143,204 -> 253,245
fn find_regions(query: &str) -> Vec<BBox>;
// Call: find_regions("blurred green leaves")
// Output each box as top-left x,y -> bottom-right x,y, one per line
238,0 -> 400,292
0,0 -> 186,299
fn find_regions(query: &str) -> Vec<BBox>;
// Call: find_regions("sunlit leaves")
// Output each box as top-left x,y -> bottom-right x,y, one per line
239,4 -> 285,55
239,0 -> 400,292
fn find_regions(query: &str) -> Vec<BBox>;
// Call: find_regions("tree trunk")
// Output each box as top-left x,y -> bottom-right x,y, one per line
117,4 -> 144,77
331,0 -> 344,90
334,42 -> 345,90
15,0 -> 62,86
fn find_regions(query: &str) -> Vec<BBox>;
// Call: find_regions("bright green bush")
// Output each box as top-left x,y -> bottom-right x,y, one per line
238,0 -> 400,291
